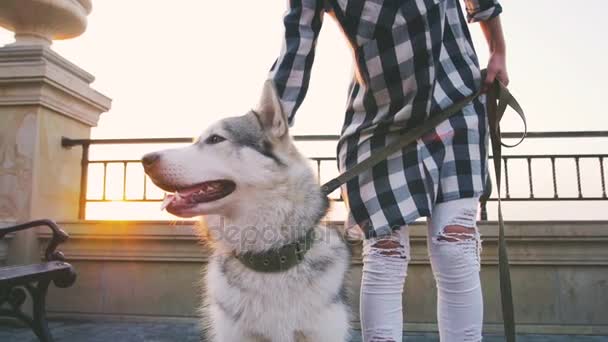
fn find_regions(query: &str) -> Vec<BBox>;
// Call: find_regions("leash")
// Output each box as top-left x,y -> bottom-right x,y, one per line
487,75 -> 526,342
321,69 -> 526,342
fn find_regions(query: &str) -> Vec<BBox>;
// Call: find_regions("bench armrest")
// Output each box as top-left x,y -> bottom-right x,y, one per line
0,219 -> 69,262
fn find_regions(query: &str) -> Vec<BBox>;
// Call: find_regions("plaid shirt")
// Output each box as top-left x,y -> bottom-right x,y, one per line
269,0 -> 502,238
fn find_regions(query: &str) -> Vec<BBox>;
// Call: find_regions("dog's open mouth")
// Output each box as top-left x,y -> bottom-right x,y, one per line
161,180 -> 236,211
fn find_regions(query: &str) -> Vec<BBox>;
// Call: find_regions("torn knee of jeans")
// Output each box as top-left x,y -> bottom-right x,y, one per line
434,225 -> 482,267
434,205 -> 478,241
436,225 -> 478,242
369,235 -> 408,259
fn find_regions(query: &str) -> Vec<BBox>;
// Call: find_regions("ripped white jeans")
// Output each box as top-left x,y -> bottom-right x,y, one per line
360,197 -> 483,342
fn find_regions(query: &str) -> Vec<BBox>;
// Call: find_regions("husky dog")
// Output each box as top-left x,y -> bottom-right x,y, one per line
142,81 -> 351,342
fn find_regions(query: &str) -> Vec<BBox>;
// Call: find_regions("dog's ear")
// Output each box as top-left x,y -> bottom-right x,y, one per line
256,80 -> 288,139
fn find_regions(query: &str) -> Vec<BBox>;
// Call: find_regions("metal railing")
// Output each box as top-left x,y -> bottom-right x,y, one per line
62,131 -> 608,220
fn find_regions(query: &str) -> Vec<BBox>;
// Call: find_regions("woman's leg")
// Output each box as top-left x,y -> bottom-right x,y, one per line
427,197 -> 484,341
360,226 -> 410,342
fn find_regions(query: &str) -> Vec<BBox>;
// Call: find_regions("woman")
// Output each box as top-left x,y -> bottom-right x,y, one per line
268,0 -> 508,340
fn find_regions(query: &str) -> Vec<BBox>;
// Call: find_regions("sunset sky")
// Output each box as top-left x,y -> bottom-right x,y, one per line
2,0 -> 607,138
1,0 -> 606,220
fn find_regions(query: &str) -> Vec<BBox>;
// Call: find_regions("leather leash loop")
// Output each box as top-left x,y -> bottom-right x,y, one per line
496,81 -> 527,148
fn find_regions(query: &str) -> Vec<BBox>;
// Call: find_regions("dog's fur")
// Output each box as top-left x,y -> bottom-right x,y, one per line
143,81 -> 351,342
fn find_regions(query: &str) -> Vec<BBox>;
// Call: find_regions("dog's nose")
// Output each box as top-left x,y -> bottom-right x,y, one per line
141,153 -> 160,168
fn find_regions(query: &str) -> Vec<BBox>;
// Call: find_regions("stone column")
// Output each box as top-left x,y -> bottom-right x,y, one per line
0,0 -> 111,265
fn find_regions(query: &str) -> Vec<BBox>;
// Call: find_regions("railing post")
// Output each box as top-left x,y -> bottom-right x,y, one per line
480,175 -> 492,221
480,201 -> 488,221
78,144 -> 90,220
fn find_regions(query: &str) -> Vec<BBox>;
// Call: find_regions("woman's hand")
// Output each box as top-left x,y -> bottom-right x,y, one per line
483,52 -> 509,92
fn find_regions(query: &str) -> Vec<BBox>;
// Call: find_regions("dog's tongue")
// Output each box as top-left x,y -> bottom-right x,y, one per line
159,182 -> 226,211
160,193 -> 176,211
160,188 -> 200,211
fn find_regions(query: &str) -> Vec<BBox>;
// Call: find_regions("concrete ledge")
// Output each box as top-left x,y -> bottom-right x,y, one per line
30,220 -> 608,334
38,220 -> 608,265
38,220 -> 207,262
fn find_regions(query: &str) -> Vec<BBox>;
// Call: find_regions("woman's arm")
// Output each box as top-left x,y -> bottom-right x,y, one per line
269,0 -> 325,125
463,0 -> 508,90
480,15 -> 509,90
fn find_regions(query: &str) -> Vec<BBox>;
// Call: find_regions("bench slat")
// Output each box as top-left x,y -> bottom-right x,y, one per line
0,261 -> 72,284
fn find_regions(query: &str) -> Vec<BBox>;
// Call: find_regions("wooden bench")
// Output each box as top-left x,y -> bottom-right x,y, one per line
0,219 -> 76,342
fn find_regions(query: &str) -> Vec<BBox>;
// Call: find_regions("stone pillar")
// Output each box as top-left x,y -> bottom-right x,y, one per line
0,0 -> 111,265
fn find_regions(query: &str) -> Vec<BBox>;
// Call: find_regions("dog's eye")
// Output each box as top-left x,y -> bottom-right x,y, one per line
205,134 -> 226,145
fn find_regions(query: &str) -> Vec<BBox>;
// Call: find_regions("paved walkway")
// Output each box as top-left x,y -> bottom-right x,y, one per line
1,320 -> 607,341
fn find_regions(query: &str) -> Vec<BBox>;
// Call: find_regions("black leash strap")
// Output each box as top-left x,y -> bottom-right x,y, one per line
487,77 -> 526,342
320,70 -> 526,341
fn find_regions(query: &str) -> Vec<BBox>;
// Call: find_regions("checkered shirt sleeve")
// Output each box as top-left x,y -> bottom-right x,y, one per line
269,0 -> 325,126
463,0 -> 502,22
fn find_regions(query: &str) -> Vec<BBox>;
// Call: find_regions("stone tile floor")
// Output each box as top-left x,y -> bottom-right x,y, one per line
1,320 -> 607,341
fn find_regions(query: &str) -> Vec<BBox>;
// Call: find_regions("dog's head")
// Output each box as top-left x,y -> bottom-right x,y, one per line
142,80 -> 309,219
